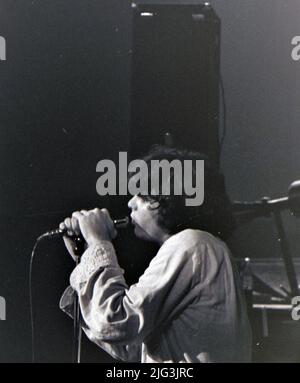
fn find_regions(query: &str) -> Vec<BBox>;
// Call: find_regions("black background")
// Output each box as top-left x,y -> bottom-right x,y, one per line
0,0 -> 299,362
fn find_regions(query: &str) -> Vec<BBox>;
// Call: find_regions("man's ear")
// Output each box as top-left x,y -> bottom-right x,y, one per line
148,200 -> 160,210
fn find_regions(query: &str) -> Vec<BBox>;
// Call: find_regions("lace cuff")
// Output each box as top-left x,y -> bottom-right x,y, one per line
70,241 -> 118,291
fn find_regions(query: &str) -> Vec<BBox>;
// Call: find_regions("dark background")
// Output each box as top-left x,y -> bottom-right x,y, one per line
0,0 -> 299,362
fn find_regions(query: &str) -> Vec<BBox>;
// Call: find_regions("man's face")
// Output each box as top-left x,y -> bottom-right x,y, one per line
128,195 -> 165,243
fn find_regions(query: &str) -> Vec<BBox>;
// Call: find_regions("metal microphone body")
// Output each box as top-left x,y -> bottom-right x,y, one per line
41,216 -> 129,239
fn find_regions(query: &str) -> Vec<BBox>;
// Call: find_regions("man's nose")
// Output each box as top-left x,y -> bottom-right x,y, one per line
128,195 -> 138,210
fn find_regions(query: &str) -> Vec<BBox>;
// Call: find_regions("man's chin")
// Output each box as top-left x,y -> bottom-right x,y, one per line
134,225 -> 145,238
133,225 -> 152,242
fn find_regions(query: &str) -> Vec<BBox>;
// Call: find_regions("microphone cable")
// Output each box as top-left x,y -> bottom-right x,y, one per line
29,234 -> 46,363
29,216 -> 129,362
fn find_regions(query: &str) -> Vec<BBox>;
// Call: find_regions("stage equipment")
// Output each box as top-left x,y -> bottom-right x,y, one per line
234,180 -> 300,298
130,3 -> 221,167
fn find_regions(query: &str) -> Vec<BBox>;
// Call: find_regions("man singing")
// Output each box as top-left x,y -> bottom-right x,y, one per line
59,146 -> 252,363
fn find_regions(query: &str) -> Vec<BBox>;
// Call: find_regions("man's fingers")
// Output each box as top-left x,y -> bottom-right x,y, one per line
64,217 -> 71,227
72,211 -> 85,226
72,211 -> 84,218
100,208 -> 109,216
64,207 -> 116,243
63,214 -> 82,236
59,222 -> 66,230
71,217 -> 80,236
63,217 -> 74,236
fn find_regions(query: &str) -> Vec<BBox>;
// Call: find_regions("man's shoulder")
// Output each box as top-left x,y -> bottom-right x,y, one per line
166,229 -> 225,249
161,229 -> 232,260
151,229 -> 232,277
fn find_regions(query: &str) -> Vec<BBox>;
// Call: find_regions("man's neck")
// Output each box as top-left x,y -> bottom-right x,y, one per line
158,232 -> 172,246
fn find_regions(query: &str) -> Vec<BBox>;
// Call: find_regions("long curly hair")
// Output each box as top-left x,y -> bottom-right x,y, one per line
131,145 -> 235,240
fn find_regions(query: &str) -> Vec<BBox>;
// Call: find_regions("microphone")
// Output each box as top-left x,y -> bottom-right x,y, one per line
40,216 -> 130,239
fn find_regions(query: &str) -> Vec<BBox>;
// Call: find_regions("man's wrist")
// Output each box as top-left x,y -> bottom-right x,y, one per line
86,236 -> 111,247
84,240 -> 117,266
70,240 -> 119,291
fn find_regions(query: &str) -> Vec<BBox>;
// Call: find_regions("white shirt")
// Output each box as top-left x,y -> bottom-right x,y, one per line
60,229 -> 252,362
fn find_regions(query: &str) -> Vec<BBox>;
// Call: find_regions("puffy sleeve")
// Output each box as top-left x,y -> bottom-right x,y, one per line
59,285 -> 142,362
60,235 -> 200,360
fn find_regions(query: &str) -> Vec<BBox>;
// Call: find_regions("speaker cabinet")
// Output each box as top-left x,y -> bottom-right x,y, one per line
130,3 -> 221,166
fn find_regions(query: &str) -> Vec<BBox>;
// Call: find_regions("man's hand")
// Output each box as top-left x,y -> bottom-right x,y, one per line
60,208 -> 117,260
